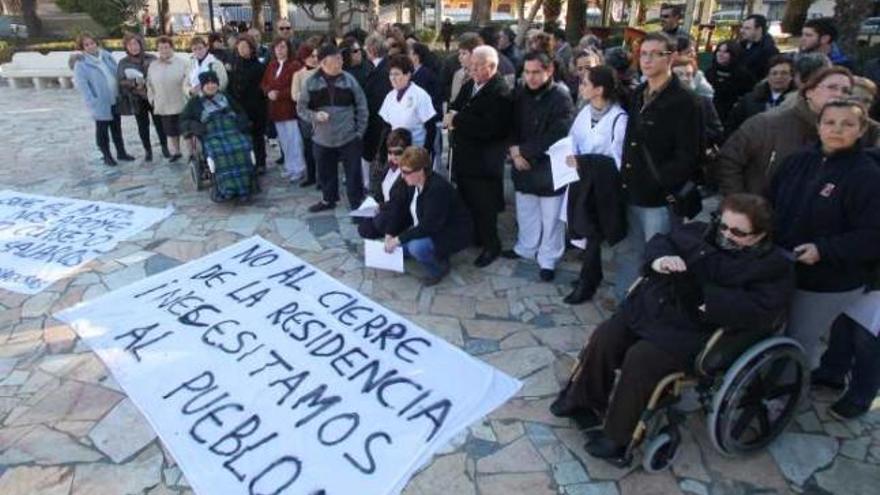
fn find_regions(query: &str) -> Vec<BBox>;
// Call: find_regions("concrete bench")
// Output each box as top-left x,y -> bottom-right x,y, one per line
0,50 -> 188,90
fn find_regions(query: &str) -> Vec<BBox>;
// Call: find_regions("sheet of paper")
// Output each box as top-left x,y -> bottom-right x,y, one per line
365,239 -> 404,273
549,136 -> 578,191
349,196 -> 380,218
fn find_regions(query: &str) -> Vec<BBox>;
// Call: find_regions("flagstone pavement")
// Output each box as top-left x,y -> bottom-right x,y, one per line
0,85 -> 878,495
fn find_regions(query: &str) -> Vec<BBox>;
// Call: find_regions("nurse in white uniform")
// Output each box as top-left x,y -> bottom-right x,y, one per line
378,54 -> 437,148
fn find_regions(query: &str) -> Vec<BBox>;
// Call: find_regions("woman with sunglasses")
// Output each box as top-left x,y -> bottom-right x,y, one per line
357,128 -> 413,240
382,147 -> 474,286
770,100 -> 880,379
550,193 -> 794,461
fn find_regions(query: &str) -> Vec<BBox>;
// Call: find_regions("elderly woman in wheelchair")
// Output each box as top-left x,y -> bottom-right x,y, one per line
551,193 -> 808,470
181,70 -> 258,203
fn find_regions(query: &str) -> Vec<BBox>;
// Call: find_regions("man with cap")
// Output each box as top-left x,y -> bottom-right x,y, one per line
299,44 -> 369,212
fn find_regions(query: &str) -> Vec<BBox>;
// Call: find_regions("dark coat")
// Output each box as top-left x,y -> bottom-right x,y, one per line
261,58 -> 301,122
740,35 -> 779,80
180,92 -> 250,137
770,145 -> 880,292
412,64 -> 441,111
449,74 -> 513,181
117,52 -> 156,116
621,75 -> 703,207
511,81 -> 575,196
366,161 -> 410,237
620,222 -> 795,361
724,81 -> 795,139
567,154 -> 627,245
362,58 -> 392,161
706,63 -> 756,125
395,173 -> 474,258
228,56 -> 267,129
344,61 -> 371,89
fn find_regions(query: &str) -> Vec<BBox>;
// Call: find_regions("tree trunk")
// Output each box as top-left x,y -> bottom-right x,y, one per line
272,0 -> 288,20
21,0 -> 40,37
369,0 -> 380,32
782,0 -> 815,36
158,0 -> 170,34
565,0 -> 586,43
543,0 -> 562,27
516,0 -> 544,47
251,0 -> 265,31
471,0 -> 492,24
627,0 -> 639,27
834,0 -> 872,56
409,0 -> 418,27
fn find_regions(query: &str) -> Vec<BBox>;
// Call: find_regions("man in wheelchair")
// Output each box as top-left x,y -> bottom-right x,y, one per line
551,193 -> 796,462
181,70 -> 257,203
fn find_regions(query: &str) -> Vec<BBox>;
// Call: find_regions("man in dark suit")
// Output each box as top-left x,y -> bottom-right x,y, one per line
444,46 -> 513,267
361,33 -> 393,189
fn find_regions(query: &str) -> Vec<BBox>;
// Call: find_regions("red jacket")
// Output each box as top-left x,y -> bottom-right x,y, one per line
261,58 -> 301,122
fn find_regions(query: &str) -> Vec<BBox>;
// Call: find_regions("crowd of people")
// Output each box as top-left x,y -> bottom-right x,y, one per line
66,6 -> 879,462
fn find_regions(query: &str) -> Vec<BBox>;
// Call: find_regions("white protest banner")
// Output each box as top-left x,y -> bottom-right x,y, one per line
0,190 -> 173,294
56,236 -> 522,495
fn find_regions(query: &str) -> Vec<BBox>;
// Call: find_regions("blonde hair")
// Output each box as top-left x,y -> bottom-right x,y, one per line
400,147 -> 431,173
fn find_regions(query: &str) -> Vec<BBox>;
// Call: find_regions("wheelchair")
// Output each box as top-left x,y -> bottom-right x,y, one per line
187,135 -> 259,203
616,325 -> 809,472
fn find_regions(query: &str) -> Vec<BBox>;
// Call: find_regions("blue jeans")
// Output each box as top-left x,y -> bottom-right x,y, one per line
816,313 -> 880,408
612,205 -> 672,302
403,237 -> 446,278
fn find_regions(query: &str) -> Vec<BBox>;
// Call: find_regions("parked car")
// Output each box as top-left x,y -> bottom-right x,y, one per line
859,17 -> 880,46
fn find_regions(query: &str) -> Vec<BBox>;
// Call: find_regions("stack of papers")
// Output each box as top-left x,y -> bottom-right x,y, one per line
549,137 -> 578,190
364,239 -> 404,273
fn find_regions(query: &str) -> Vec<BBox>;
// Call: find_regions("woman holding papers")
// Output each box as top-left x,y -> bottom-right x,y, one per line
383,147 -> 473,286
357,129 -> 413,240
563,65 -> 628,304
117,32 -> 166,162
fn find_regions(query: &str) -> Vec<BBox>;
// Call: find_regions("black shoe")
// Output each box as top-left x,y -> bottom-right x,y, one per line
102,155 -> 118,166
144,149 -> 153,162
572,410 -> 603,431
539,268 -> 555,282
169,153 -> 182,163
584,431 -> 626,460
500,249 -> 521,260
425,262 -> 451,287
255,165 -> 266,176
564,283 -> 597,305
829,397 -> 870,421
117,153 -> 136,161
275,156 -> 284,165
811,370 -> 846,391
473,249 -> 499,268
161,145 -> 171,159
300,179 -> 316,188
308,201 -> 335,213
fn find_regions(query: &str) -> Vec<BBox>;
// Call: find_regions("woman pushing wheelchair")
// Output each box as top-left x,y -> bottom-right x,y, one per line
550,193 -> 796,462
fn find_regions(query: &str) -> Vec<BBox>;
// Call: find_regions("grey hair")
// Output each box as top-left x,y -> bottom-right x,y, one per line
365,33 -> 386,58
472,45 -> 499,68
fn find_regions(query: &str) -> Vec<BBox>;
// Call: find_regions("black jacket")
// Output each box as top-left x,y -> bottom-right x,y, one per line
395,173 -> 474,257
511,81 -> 575,196
725,81 -> 795,139
621,222 -> 794,361
706,63 -> 756,126
567,154 -> 627,245
228,56 -> 267,127
770,145 -> 880,292
450,74 -> 513,180
621,75 -> 703,207
740,35 -> 779,81
362,58 -> 392,161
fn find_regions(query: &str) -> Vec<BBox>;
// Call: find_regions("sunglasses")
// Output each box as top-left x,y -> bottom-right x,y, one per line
718,221 -> 754,238
279,26 -> 292,31
388,148 -> 404,156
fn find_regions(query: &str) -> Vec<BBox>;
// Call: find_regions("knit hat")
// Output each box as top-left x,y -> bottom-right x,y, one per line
199,70 -> 220,86
316,43 -> 339,61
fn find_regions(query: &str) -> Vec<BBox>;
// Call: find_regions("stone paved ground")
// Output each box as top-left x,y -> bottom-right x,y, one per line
0,86 -> 878,495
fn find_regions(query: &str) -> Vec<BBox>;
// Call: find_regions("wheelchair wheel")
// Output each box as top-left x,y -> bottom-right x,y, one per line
190,157 -> 204,191
708,337 -> 808,457
642,427 -> 680,473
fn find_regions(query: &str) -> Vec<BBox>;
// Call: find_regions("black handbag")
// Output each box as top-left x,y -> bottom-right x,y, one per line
639,142 -> 703,220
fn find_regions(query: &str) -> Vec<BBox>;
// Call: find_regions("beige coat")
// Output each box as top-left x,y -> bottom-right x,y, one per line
291,66 -> 317,102
146,56 -> 188,116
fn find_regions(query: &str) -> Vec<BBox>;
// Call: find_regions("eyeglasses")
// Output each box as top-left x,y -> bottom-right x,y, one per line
639,51 -> 671,60
279,26 -> 291,31
719,221 -> 754,238
388,148 -> 404,156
